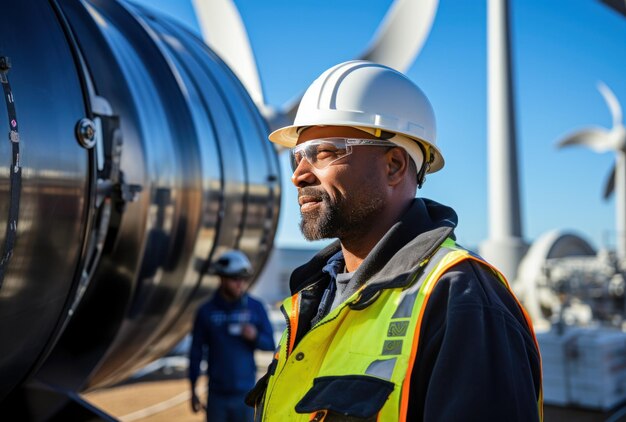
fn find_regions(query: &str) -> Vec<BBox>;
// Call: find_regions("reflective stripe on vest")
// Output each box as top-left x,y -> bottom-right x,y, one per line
261,238 -> 543,421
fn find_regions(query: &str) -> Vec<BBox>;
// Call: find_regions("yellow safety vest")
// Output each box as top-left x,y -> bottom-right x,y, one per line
258,238 -> 543,421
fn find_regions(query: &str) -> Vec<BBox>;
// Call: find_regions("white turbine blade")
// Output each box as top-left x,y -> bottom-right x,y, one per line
557,128 -> 613,153
359,0 -> 439,72
597,81 -> 623,128
275,0 -> 439,132
604,162 -> 616,200
191,0 -> 264,105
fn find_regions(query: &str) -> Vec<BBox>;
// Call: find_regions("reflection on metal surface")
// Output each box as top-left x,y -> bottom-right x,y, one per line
0,0 -> 280,416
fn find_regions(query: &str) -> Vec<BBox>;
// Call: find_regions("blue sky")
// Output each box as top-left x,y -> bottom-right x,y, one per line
134,0 -> 626,252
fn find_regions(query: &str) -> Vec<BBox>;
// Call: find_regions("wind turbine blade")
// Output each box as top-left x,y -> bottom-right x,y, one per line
191,0 -> 264,105
275,0 -> 439,132
557,128 -> 613,153
358,0 -> 439,72
597,81 -> 623,128
604,163 -> 616,200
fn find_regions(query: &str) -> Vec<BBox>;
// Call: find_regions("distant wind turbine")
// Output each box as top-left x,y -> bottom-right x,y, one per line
558,81 -> 626,258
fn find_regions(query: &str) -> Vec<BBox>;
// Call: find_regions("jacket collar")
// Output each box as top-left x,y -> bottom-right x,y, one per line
289,198 -> 458,300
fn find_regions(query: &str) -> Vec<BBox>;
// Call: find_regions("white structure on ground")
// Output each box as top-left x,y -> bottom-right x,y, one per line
251,246 -> 321,306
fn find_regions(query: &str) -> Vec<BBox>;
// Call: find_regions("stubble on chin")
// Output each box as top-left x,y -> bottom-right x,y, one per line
299,190 -> 385,242
299,198 -> 338,240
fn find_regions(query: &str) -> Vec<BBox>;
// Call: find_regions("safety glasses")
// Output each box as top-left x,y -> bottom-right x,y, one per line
289,138 -> 392,172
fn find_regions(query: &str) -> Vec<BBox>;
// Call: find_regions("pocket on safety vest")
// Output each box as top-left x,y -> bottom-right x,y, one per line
295,375 -> 394,421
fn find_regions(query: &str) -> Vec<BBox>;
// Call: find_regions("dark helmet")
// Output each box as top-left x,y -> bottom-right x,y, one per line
212,250 -> 253,278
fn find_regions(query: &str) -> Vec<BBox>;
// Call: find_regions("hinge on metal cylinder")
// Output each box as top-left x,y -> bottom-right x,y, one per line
67,99 -> 142,312
92,107 -> 142,211
112,171 -> 142,212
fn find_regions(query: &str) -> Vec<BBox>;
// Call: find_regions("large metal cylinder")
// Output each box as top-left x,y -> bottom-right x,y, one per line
0,0 -> 280,412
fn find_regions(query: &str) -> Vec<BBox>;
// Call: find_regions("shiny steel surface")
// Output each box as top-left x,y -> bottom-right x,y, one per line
0,0 -> 279,409
90,5 -> 280,386
0,0 -> 92,402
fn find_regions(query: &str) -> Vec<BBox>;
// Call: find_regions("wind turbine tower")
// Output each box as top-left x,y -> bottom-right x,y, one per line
480,0 -> 528,282
558,82 -> 626,260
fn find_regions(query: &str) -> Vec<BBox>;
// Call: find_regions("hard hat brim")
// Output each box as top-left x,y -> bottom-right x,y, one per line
268,124 -> 300,148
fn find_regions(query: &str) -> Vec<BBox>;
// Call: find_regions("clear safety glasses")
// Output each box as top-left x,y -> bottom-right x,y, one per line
289,138 -> 392,172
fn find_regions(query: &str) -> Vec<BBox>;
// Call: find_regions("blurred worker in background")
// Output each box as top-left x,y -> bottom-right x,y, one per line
246,60 -> 543,421
189,249 -> 275,422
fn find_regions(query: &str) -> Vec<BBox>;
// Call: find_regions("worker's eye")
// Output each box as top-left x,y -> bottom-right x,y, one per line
312,143 -> 345,163
291,151 -> 304,166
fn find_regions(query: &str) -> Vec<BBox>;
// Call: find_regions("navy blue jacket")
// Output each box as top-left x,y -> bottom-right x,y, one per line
189,292 -> 275,394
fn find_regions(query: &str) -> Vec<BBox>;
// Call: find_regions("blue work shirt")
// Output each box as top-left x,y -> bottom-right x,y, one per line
189,292 -> 275,394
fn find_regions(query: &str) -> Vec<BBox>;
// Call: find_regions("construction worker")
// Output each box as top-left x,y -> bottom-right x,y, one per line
189,250 -> 275,422
246,61 -> 542,421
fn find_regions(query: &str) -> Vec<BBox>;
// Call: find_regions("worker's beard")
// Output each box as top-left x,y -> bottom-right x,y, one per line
299,187 -> 384,241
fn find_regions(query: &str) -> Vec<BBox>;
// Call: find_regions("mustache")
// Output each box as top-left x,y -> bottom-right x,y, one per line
298,187 -> 330,202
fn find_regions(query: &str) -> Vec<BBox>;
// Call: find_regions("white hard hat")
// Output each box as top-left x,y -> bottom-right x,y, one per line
269,60 -> 443,173
213,250 -> 253,278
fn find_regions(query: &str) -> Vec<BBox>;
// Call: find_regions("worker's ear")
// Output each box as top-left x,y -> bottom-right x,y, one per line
386,147 -> 409,186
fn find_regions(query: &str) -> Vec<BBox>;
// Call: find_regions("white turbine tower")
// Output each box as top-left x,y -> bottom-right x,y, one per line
479,0 -> 528,283
558,82 -> 626,259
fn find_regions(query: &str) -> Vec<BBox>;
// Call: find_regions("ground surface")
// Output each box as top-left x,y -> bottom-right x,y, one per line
85,376 -> 202,422
82,350 -> 619,422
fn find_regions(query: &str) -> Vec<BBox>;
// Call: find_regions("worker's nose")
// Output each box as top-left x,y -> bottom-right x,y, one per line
291,158 -> 317,188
